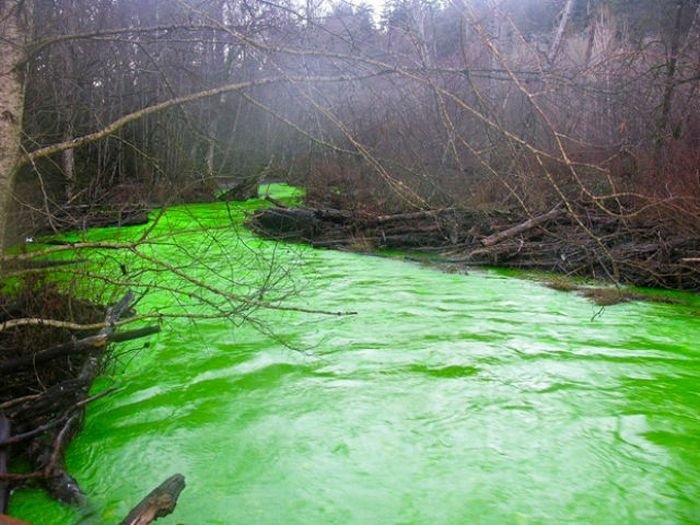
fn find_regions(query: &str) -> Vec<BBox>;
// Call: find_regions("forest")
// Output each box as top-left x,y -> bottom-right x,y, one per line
1,0 -> 700,523
0,0 -> 698,284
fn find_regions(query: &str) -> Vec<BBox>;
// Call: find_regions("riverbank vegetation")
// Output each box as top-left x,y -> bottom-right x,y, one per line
1,0 -> 699,521
1,0 -> 697,286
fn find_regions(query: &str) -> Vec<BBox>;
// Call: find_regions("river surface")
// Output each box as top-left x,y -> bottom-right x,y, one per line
9,187 -> 700,524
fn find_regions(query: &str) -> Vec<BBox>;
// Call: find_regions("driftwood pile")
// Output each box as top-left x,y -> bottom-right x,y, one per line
248,206 -> 513,249
248,204 -> 700,291
0,287 -> 183,524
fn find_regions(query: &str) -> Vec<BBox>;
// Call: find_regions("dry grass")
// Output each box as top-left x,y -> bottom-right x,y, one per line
580,287 -> 628,306
348,234 -> 375,252
542,276 -> 687,307
544,277 -> 579,292
580,287 -> 685,306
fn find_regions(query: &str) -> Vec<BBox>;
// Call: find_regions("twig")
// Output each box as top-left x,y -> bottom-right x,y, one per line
0,389 -> 118,447
44,415 -> 79,475
0,471 -> 45,482
0,416 -> 68,448
75,387 -> 119,408
0,395 -> 41,412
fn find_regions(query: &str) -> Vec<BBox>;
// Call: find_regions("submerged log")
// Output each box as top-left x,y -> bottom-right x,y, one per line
118,474 -> 186,525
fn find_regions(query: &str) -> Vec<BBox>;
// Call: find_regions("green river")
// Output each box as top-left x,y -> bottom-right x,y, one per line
8,186 -> 700,524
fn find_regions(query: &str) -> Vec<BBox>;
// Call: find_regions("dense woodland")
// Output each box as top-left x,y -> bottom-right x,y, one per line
0,0 -> 697,237
0,1 -> 699,520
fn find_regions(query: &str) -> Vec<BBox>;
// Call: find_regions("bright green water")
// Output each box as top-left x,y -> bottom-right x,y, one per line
8,187 -> 700,524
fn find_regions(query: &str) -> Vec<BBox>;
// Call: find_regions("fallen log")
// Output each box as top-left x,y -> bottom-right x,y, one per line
35,413 -> 86,506
314,208 -> 353,224
480,204 -> 563,247
15,293 -> 135,504
118,474 -> 186,525
218,173 -> 263,201
0,325 -> 160,374
249,205 -> 508,250
373,209 -> 438,223
250,207 -> 318,238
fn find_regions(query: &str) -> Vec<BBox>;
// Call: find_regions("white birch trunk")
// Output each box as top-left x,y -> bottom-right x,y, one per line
547,0 -> 576,68
0,0 -> 29,253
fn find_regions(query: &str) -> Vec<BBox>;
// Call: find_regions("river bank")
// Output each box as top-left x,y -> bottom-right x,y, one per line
0,185 -> 306,523
248,203 -> 700,292
0,281 -> 183,524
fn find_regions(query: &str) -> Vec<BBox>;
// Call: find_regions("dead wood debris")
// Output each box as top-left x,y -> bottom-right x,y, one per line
248,204 -> 700,291
45,207 -> 149,234
0,285 -> 166,523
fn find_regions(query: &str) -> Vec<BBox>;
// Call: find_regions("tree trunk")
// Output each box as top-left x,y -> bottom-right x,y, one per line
655,0 -> 686,165
0,0 -> 29,253
60,28 -> 77,203
584,12 -> 597,68
62,129 -> 76,202
547,0 -> 576,68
